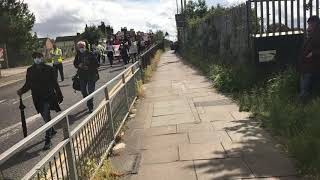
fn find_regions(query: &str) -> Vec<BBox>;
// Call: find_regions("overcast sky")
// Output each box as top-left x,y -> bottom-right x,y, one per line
25,0 -> 243,41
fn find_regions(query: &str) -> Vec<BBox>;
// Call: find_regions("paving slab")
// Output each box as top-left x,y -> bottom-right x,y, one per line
194,158 -> 254,180
179,143 -> 226,160
243,150 -> 298,177
199,108 -> 234,122
139,125 -> 177,136
153,105 -> 191,117
151,113 -> 195,127
129,161 -> 197,180
177,122 -> 214,133
141,133 -> 189,149
141,146 -> 179,164
188,131 -> 221,144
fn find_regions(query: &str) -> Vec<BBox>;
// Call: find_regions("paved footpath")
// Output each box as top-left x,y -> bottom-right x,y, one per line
111,51 -> 303,180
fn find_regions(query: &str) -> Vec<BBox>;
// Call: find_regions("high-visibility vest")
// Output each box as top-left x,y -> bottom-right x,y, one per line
50,48 -> 63,64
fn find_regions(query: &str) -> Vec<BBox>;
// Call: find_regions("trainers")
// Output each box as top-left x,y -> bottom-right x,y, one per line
43,141 -> 52,151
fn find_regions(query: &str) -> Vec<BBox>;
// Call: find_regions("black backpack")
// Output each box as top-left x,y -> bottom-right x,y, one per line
72,74 -> 81,92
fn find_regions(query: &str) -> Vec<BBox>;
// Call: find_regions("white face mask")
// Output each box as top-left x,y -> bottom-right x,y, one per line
79,48 -> 85,53
34,58 -> 43,64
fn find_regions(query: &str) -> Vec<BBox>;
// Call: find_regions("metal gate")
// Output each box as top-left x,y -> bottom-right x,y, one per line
248,0 -> 320,37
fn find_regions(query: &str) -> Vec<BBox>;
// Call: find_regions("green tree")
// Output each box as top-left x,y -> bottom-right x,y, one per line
185,0 -> 208,19
81,25 -> 102,49
154,30 -> 164,42
0,0 -> 39,67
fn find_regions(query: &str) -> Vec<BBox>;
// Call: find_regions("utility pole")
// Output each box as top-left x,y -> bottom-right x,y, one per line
180,0 -> 184,13
176,0 -> 179,14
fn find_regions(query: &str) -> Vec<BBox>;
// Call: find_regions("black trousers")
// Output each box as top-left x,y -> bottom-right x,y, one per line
53,63 -> 64,81
107,51 -> 114,66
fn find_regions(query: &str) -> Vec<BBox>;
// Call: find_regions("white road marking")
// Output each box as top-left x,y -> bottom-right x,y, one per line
0,99 -> 6,104
0,114 -> 41,140
0,78 -> 24,88
12,95 -> 32,104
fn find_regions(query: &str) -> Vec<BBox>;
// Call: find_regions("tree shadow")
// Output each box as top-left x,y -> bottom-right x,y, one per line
184,118 -> 303,179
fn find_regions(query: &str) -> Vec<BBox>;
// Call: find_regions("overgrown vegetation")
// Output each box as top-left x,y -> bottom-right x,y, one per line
181,0 -> 320,178
93,160 -> 121,180
143,49 -> 164,82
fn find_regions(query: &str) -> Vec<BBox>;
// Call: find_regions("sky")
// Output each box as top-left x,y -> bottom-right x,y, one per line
25,0 -> 243,41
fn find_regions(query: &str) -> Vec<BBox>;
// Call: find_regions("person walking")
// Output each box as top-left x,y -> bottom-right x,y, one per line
74,41 -> 100,113
299,16 -> 320,101
120,43 -> 129,66
50,44 -> 64,82
17,51 -> 63,150
106,40 -> 115,67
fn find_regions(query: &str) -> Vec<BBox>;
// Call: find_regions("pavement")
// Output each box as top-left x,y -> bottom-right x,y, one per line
0,57 -> 131,179
110,51 -> 303,180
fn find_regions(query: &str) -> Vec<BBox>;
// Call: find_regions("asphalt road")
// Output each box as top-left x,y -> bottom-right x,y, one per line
0,59 -> 131,179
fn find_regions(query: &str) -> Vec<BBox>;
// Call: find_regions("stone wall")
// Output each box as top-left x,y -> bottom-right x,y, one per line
182,4 -> 250,64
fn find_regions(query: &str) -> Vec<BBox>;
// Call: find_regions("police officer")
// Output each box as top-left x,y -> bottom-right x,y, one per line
50,44 -> 64,81
17,51 -> 63,150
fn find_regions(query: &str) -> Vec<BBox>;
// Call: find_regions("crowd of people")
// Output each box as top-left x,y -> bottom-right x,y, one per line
16,31 -> 154,150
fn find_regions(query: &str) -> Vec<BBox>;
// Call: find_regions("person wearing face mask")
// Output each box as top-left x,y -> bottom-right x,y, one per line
17,51 -> 63,150
74,41 -> 100,113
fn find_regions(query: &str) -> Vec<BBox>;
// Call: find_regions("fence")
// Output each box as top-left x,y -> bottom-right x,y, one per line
248,0 -> 320,36
0,44 -> 161,180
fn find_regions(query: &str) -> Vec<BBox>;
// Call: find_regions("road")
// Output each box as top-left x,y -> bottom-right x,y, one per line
0,59 -> 130,179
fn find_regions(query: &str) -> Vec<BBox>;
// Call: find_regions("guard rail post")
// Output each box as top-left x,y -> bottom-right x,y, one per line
62,116 -> 78,180
122,74 -> 130,110
104,87 -> 115,136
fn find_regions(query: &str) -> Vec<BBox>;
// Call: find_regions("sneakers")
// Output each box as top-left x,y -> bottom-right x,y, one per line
43,141 -> 52,151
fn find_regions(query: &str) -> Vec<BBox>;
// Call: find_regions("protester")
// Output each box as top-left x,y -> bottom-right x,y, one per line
299,15 -> 320,100
120,43 -> 129,66
17,51 -> 63,150
129,40 -> 138,63
50,44 -> 64,81
74,41 -> 99,113
106,40 -> 115,67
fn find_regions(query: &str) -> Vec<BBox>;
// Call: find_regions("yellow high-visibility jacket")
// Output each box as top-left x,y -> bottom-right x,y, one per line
50,48 -> 63,64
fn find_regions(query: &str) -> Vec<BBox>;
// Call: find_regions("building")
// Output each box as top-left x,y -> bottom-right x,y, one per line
38,37 -> 54,60
55,35 -> 77,58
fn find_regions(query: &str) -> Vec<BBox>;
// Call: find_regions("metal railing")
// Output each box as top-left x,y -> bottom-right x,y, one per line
248,0 -> 320,37
0,44 -> 161,180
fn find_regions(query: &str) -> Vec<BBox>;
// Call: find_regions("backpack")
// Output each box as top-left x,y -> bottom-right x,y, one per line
72,74 -> 81,92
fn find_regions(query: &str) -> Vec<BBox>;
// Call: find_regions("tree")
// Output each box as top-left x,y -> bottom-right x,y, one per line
0,0 -> 39,67
81,25 -> 102,48
185,0 -> 208,19
154,30 -> 164,42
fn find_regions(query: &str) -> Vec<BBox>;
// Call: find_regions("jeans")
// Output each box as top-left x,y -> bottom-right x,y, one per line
80,80 -> 96,111
300,73 -> 313,98
53,63 -> 64,81
40,102 -> 54,142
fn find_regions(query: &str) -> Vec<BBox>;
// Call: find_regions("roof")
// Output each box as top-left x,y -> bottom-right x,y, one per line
38,37 -> 53,46
55,36 -> 77,42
